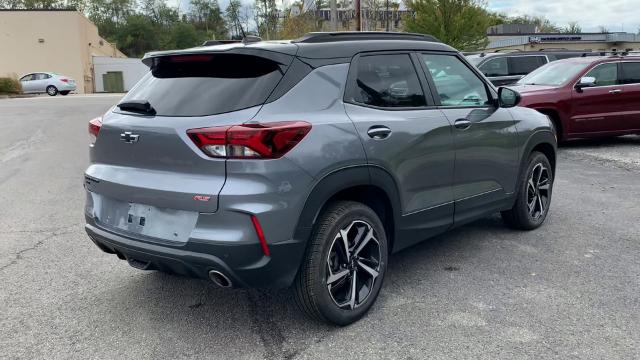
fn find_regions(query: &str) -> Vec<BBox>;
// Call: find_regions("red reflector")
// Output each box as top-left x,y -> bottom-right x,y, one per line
250,215 -> 270,257
187,121 -> 311,159
88,117 -> 102,144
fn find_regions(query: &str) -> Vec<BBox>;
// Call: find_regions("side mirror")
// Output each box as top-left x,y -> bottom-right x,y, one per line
498,87 -> 521,108
575,76 -> 596,91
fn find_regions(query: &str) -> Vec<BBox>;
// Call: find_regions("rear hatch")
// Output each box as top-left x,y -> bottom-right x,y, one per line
85,48 -> 295,241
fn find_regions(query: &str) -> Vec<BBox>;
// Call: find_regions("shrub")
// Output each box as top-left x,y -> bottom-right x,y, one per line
0,77 -> 22,94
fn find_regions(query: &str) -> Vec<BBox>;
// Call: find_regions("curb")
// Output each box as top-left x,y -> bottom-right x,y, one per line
0,94 -> 38,99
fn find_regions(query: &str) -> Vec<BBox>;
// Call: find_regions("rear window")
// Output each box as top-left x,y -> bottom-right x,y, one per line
118,53 -> 287,117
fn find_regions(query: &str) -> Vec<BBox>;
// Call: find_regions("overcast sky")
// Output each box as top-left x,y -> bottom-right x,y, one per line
172,0 -> 639,34
487,0 -> 640,33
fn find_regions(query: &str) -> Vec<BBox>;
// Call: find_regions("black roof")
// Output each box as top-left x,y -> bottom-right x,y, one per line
293,32 -> 441,43
143,32 -> 456,64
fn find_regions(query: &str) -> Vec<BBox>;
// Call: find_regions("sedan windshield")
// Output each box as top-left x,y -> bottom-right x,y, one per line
518,61 -> 590,86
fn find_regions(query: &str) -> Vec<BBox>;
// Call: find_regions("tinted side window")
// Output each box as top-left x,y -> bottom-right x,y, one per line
20,74 -> 34,81
584,63 -> 618,86
478,57 -> 508,77
422,54 -> 490,107
350,54 -> 426,108
508,56 -> 546,76
620,62 -> 640,84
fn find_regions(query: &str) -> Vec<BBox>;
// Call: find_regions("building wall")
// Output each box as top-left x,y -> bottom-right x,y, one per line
93,56 -> 148,92
485,33 -> 640,53
487,41 -> 640,53
0,10 -> 125,93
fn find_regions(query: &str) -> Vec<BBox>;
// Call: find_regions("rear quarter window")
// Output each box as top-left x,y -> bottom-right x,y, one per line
118,53 -> 288,117
508,56 -> 547,76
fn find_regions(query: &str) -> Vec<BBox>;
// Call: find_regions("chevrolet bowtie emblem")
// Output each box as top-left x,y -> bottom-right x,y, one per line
120,131 -> 140,144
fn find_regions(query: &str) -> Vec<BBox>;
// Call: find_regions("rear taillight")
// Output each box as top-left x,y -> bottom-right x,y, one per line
88,117 -> 102,145
187,121 -> 311,159
60,78 -> 69,83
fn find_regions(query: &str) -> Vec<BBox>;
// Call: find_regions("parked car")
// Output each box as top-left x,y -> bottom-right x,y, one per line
466,51 -> 598,86
511,55 -> 640,141
84,32 -> 556,325
19,72 -> 76,96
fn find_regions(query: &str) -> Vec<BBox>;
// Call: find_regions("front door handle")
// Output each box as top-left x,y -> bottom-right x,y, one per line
609,89 -> 623,94
367,126 -> 392,139
454,119 -> 472,130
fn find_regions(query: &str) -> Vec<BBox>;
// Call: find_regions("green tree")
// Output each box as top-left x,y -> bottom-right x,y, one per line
170,22 -> 200,49
254,0 -> 278,39
226,0 -> 244,38
114,14 -> 159,57
563,21 -> 582,34
188,0 -> 227,40
404,0 -> 495,50
280,11 -> 321,39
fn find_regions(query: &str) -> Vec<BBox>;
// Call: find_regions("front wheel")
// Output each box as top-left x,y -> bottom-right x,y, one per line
502,151 -> 554,230
293,201 -> 388,326
46,85 -> 58,96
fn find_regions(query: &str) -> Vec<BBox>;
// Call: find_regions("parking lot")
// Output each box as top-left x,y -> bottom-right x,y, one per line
1,95 -> 639,359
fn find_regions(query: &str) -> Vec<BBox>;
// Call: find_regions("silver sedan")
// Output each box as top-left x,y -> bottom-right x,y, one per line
19,72 -> 77,96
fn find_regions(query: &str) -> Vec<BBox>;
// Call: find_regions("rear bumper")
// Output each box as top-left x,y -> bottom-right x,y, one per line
85,216 -> 307,288
57,83 -> 76,91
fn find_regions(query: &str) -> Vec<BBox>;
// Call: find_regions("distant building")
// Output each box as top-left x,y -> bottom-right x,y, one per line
485,26 -> 640,53
0,9 -> 130,93
487,24 -> 536,36
312,9 -> 409,32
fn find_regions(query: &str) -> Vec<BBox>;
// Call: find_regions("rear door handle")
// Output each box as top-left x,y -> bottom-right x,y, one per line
367,126 -> 392,139
454,119 -> 472,130
609,89 -> 623,94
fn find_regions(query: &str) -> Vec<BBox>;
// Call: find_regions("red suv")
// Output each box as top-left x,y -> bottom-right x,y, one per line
511,56 -> 640,141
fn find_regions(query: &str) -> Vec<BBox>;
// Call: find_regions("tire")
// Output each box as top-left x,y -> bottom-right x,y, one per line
46,85 -> 58,96
293,201 -> 388,326
501,151 -> 553,230
59,91 -> 70,96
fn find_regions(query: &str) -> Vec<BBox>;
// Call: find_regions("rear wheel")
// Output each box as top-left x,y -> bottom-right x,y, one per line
502,151 -> 553,230
293,201 -> 388,326
60,91 -> 70,96
46,85 -> 58,96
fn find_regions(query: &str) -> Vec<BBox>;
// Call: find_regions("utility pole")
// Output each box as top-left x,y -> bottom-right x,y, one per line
355,0 -> 361,31
263,0 -> 269,40
330,0 -> 337,31
385,0 -> 389,32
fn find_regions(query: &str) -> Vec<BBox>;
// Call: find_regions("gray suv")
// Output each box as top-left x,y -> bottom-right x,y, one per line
84,32 -> 557,325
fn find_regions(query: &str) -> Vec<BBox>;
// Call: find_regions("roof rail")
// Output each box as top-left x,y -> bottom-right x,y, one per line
242,35 -> 262,44
201,39 -> 241,46
292,32 -> 440,44
494,49 -> 521,53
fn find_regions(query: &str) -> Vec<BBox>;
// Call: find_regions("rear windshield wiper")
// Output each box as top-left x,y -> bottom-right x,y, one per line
117,100 -> 157,115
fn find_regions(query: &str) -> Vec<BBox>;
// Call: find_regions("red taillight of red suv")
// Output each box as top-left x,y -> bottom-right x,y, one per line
187,121 -> 312,159
88,117 -> 102,145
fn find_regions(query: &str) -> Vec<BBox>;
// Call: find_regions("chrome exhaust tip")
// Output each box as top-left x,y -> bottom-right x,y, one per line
208,270 -> 232,288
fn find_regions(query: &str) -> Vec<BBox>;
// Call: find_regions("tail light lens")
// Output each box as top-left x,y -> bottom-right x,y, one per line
60,78 -> 69,83
187,121 -> 311,159
88,117 -> 102,145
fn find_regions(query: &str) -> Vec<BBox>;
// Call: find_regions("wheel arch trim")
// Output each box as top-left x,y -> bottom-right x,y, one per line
292,165 -> 401,244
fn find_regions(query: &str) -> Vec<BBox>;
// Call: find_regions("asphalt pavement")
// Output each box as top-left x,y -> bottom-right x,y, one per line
1,95 -> 639,359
